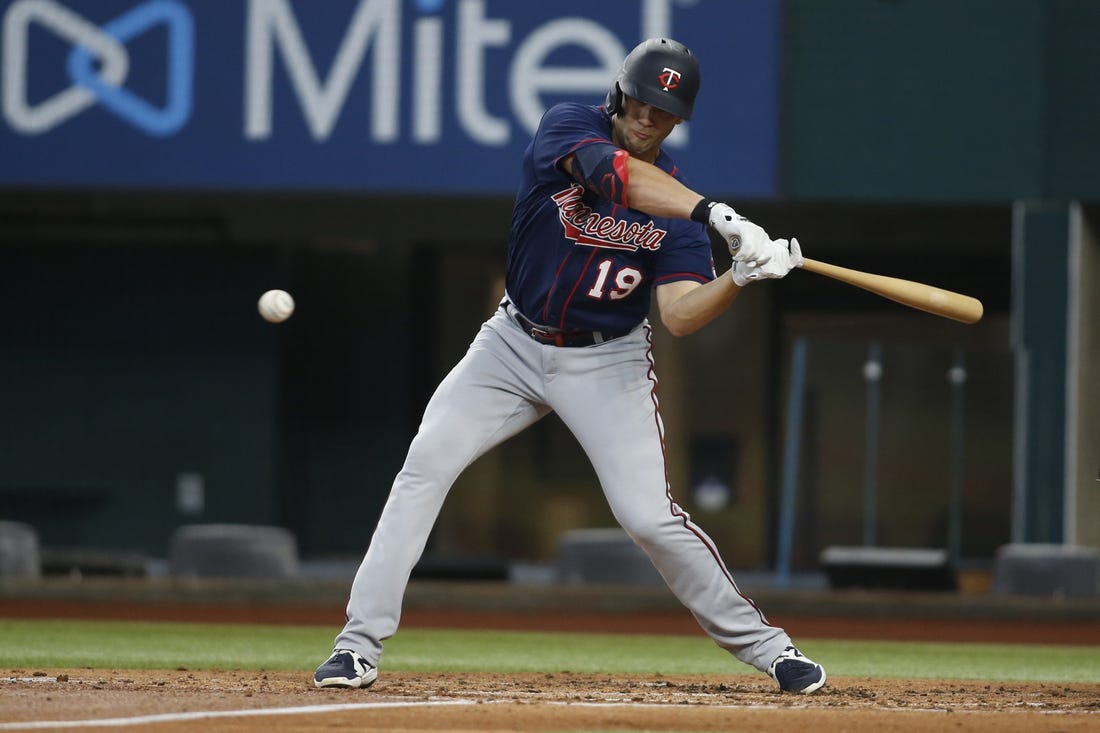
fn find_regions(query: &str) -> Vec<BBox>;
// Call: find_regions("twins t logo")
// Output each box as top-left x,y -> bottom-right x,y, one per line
658,67 -> 681,92
2,0 -> 194,136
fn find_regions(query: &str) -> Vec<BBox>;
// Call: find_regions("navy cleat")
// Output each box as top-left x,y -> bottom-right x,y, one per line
313,649 -> 378,689
767,645 -> 826,694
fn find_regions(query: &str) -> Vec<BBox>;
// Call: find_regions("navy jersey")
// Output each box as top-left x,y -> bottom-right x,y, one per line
505,103 -> 716,334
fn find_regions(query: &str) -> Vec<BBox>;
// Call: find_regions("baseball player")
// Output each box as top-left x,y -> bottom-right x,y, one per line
315,38 -> 826,694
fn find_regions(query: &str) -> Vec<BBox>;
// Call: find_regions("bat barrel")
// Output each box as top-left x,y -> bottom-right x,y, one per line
924,289 -> 984,324
801,258 -> 984,324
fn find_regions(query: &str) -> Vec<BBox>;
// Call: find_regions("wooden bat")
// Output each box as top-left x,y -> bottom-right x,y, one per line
800,258 -> 984,324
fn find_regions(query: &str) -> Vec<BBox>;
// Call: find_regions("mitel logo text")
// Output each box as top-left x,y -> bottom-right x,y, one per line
2,0 -> 193,136
245,0 -> 685,147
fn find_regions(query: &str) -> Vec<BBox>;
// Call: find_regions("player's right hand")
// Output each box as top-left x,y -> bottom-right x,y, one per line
705,203 -> 773,267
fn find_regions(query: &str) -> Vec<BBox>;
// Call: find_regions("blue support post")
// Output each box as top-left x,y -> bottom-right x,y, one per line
862,343 -> 883,547
775,337 -> 808,589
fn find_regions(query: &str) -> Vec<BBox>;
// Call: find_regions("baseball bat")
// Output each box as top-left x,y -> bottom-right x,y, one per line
800,258 -> 984,324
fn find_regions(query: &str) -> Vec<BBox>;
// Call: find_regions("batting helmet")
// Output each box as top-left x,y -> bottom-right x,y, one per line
605,38 -> 701,120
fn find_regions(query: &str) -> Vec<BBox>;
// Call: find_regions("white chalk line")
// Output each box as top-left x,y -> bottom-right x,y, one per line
0,699 -> 476,730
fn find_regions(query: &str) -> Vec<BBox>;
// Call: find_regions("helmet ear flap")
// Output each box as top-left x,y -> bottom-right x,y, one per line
605,81 -> 622,116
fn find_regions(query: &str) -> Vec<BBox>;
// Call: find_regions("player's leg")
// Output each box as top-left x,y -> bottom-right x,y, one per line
321,311 -> 550,682
549,325 -> 803,678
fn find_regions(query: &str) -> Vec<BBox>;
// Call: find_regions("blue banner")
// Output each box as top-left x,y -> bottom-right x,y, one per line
0,0 -> 779,195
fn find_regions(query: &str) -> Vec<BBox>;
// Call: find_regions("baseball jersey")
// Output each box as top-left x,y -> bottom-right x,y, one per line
505,103 -> 716,335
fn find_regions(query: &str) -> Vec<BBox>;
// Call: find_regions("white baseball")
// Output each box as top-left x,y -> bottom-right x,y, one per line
258,289 -> 295,323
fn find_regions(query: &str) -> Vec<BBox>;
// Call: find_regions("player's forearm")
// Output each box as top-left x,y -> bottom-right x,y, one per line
623,158 -> 704,219
657,275 -> 741,337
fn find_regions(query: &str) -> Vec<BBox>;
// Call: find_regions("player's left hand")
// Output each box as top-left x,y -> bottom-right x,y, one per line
731,238 -> 804,286
700,203 -> 773,267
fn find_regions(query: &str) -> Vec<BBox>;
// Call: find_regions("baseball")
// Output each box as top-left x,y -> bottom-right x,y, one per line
258,289 -> 295,323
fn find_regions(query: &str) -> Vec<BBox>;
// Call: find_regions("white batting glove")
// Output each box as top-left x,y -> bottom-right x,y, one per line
731,238 -> 804,286
692,200 -> 772,267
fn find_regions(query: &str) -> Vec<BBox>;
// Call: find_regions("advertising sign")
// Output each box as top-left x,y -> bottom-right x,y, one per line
0,0 -> 779,194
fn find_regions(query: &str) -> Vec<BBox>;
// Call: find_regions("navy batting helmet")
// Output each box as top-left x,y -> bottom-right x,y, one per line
605,38 -> 700,120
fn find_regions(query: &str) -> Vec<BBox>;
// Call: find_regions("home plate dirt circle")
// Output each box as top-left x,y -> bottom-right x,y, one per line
1,669 -> 1098,732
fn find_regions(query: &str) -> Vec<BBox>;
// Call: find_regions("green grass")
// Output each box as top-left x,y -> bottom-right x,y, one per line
0,620 -> 1096,683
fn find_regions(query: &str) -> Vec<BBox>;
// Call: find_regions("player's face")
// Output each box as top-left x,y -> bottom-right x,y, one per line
612,96 -> 682,162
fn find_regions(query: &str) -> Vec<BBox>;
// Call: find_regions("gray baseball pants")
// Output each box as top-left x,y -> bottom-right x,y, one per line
333,304 -> 792,673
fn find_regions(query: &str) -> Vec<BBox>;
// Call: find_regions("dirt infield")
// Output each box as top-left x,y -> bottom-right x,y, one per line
2,583 -> 1099,731
2,669 -> 1098,732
